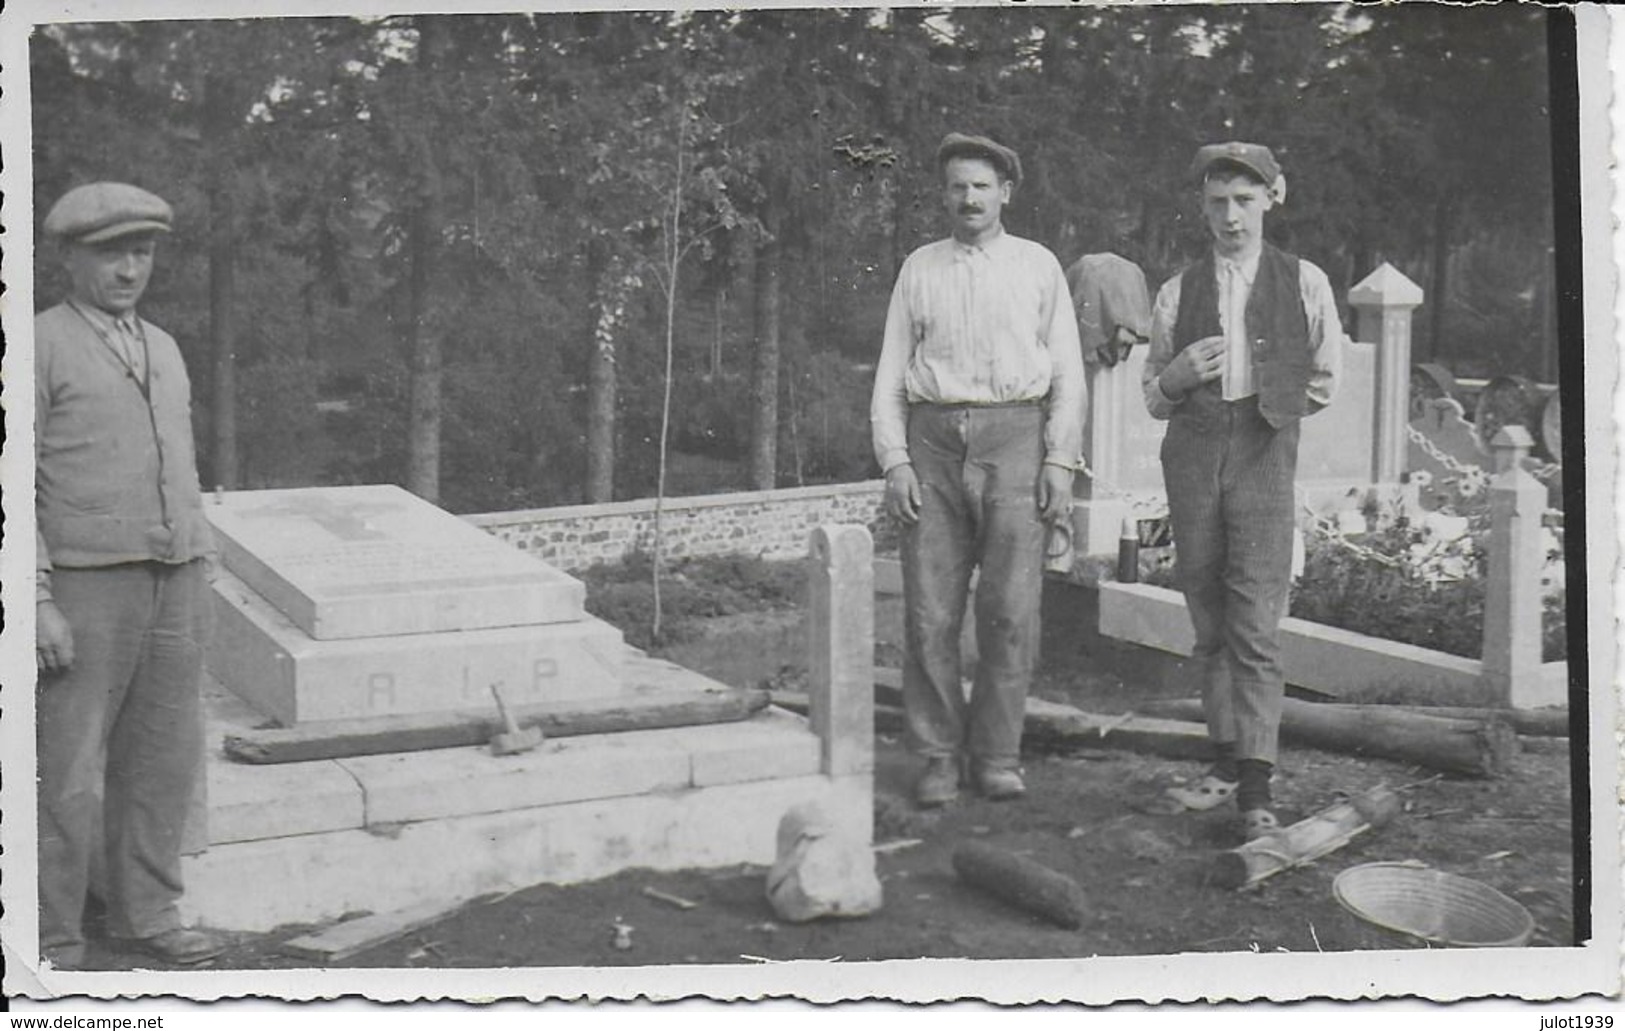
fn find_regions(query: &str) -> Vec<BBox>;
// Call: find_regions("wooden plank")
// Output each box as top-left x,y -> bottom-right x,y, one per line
1021,698 -> 1214,759
280,898 -> 464,962
225,687 -> 771,765
772,690 -> 906,733
780,687 -> 1212,759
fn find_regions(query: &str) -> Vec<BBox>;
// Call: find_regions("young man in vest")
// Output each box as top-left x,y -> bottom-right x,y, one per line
871,133 -> 1085,807
35,183 -> 222,967
1141,143 -> 1344,839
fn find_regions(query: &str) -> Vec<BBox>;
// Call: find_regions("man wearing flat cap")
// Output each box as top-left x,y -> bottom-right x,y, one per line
35,182 -> 222,967
1142,143 -> 1344,840
870,133 -> 1085,807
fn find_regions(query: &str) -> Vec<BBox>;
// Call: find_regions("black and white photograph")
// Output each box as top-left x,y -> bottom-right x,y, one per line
1,0 -> 1618,1010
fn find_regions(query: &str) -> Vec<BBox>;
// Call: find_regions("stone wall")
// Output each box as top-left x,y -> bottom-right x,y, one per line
465,481 -> 892,571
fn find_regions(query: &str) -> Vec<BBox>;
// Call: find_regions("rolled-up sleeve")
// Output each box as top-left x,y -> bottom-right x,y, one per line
870,261 -> 916,474
1141,276 -> 1184,421
1300,261 -> 1344,415
1041,255 -> 1086,468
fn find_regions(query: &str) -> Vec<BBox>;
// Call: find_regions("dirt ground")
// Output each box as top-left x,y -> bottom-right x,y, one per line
76,580 -> 1579,972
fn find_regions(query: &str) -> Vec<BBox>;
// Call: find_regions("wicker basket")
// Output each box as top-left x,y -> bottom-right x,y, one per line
1333,863 -> 1535,948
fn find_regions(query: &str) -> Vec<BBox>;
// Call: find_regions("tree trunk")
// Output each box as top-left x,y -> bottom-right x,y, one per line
203,71 -> 239,491
1425,197 -> 1454,365
750,228 -> 783,490
583,237 -> 616,503
405,17 -> 444,504
405,192 -> 442,503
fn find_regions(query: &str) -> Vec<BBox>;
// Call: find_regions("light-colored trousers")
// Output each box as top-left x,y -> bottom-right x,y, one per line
37,560 -> 209,963
1161,388 -> 1299,764
900,402 -> 1046,770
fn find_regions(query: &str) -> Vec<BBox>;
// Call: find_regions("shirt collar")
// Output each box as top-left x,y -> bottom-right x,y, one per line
69,297 -> 140,336
951,225 -> 1007,260
1215,249 -> 1261,284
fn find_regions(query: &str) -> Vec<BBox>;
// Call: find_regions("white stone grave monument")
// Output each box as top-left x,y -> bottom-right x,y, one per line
207,484 -> 627,724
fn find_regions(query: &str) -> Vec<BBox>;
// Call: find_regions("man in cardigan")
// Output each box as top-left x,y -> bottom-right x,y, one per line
871,133 -> 1085,807
1141,144 -> 1344,840
35,183 -> 222,967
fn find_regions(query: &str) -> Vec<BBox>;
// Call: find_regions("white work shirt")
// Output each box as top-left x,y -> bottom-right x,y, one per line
870,229 -> 1086,473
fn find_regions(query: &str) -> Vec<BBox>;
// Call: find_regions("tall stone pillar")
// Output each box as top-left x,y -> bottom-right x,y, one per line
1348,263 -> 1424,484
1481,427 -> 1552,708
808,524 -> 874,778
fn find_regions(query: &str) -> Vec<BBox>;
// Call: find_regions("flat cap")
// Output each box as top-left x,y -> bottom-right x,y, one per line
1189,142 -> 1281,186
937,132 -> 1023,186
44,182 -> 173,244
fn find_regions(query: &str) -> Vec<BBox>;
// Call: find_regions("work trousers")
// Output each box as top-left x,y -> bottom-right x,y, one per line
37,560 -> 209,964
1160,388 -> 1299,764
901,403 -> 1046,770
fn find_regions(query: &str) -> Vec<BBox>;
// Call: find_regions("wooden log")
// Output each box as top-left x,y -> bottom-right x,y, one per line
952,841 -> 1088,929
225,687 -> 771,764
1212,784 -> 1402,890
1141,697 -> 1566,739
771,689 -> 906,733
1136,697 -> 1517,776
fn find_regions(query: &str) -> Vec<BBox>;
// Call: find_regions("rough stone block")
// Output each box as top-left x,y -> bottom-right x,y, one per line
207,484 -> 586,639
209,570 -> 627,724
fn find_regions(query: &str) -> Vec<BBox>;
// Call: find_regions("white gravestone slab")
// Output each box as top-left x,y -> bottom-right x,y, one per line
207,485 -> 586,639
1071,347 -> 1169,556
1299,340 -> 1376,485
210,570 -> 628,724
1080,345 -> 1167,499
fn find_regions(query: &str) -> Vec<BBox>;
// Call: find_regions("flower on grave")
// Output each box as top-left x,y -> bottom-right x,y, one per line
1456,466 -> 1488,498
1407,469 -> 1434,489
1421,511 -> 1470,543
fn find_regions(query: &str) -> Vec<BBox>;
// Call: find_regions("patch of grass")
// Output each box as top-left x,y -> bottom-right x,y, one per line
577,552 -> 805,649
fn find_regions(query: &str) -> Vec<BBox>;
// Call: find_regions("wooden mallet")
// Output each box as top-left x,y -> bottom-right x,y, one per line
489,684 -> 544,756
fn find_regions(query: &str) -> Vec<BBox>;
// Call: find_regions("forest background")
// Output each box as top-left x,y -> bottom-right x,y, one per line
29,3 -> 1560,514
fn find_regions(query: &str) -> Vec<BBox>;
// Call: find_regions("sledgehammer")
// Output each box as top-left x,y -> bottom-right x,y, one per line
489,684 -> 544,756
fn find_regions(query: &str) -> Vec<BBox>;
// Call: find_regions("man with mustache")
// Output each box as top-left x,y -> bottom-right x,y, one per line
870,133 -> 1085,807
35,183 -> 223,967
1142,143 -> 1344,840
